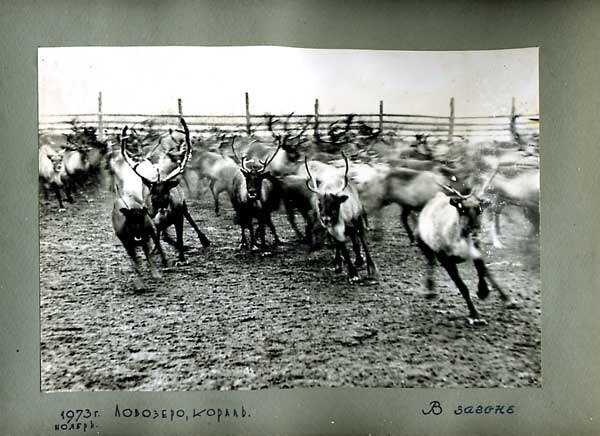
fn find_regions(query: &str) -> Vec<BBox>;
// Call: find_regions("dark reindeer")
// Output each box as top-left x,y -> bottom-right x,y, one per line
112,185 -> 168,291
229,136 -> 283,253
121,118 -> 210,263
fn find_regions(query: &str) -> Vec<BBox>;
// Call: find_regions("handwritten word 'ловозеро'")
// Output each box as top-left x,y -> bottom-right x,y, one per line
114,404 -> 251,423
422,401 -> 515,416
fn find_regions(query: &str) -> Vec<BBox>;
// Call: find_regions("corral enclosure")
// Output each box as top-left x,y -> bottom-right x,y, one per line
39,92 -> 539,144
39,46 -> 540,391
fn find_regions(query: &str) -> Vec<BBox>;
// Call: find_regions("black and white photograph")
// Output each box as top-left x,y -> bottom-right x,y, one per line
39,46 -> 540,391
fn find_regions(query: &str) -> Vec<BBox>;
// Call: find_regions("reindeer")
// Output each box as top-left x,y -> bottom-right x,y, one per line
229,137 -> 283,253
112,185 -> 168,290
415,166 -> 516,326
243,113 -> 312,176
279,174 -> 324,249
185,148 -> 239,215
121,118 -> 210,263
304,153 -> 378,284
39,144 -> 73,209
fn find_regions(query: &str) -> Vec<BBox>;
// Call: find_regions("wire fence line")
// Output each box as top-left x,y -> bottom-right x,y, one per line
39,92 -> 540,142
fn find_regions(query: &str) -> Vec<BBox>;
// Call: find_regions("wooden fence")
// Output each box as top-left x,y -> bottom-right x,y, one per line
39,92 -> 540,143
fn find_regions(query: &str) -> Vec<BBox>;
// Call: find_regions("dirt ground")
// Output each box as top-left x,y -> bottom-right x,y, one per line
40,176 -> 541,391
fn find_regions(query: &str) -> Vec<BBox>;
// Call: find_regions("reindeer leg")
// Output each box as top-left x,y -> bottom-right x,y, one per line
339,241 -> 359,283
239,222 -> 249,249
333,244 -> 343,273
183,207 -> 210,247
304,213 -> 315,250
52,184 -> 64,209
265,213 -> 281,246
349,229 -> 364,268
357,221 -> 378,279
210,180 -> 220,216
124,245 -> 144,291
285,201 -> 304,240
473,258 -> 517,308
524,207 -> 540,237
438,254 -> 485,325
416,237 -> 437,298
259,215 -> 269,253
248,217 -> 258,249
142,240 -> 161,279
65,182 -> 75,203
400,208 -> 415,242
489,204 -> 504,248
149,225 -> 169,268
174,213 -> 185,262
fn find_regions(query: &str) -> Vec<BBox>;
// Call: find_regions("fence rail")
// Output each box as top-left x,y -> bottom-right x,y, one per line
39,92 -> 539,143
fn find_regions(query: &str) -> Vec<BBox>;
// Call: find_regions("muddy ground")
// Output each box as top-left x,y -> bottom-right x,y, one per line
40,177 -> 541,391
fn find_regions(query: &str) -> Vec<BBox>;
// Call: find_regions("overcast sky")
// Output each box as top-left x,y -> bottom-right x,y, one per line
38,46 -> 538,118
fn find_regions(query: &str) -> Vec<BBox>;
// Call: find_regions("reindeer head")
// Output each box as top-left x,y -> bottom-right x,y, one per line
231,136 -> 281,201
122,117 -> 192,213
438,165 -> 499,235
48,150 -> 65,172
119,206 -> 149,243
305,152 -> 350,228
267,113 -> 312,163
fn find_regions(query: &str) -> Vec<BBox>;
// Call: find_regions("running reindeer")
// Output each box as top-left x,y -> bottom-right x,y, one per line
304,152 -> 378,284
121,118 -> 210,263
416,165 -> 517,326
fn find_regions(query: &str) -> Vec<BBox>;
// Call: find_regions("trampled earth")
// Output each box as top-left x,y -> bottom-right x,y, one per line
40,180 -> 541,391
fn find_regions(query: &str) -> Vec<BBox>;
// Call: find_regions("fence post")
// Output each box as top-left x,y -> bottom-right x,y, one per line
97,91 -> 104,141
178,98 -> 183,116
447,97 -> 454,142
379,100 -> 384,133
314,98 -> 320,141
510,96 -> 524,148
245,92 -> 251,135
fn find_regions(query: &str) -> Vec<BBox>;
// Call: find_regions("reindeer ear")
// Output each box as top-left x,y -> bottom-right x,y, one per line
120,208 -> 130,216
262,171 -> 271,178
141,178 -> 153,188
338,194 -> 349,203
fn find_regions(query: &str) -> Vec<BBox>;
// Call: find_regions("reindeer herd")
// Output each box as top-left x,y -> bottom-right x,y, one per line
39,114 -> 540,326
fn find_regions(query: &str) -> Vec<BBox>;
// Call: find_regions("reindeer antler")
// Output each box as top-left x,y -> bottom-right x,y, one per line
258,138 -> 283,171
121,125 -> 157,185
338,151 -> 350,193
162,117 -> 192,182
304,156 -> 319,193
476,162 -> 500,198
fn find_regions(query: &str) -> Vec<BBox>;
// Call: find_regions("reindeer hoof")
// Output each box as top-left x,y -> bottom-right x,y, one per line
348,275 -> 360,284
421,290 -> 439,300
58,208 -> 66,212
151,270 -> 162,280
477,281 -> 490,300
503,298 -> 519,309
493,242 -> 505,249
174,259 -> 187,266
354,257 -> 365,268
261,251 -> 273,257
359,277 -> 379,286
467,317 -> 488,327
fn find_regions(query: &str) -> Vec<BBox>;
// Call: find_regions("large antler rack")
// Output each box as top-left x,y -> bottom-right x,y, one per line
161,117 -> 192,182
121,125 -> 157,185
